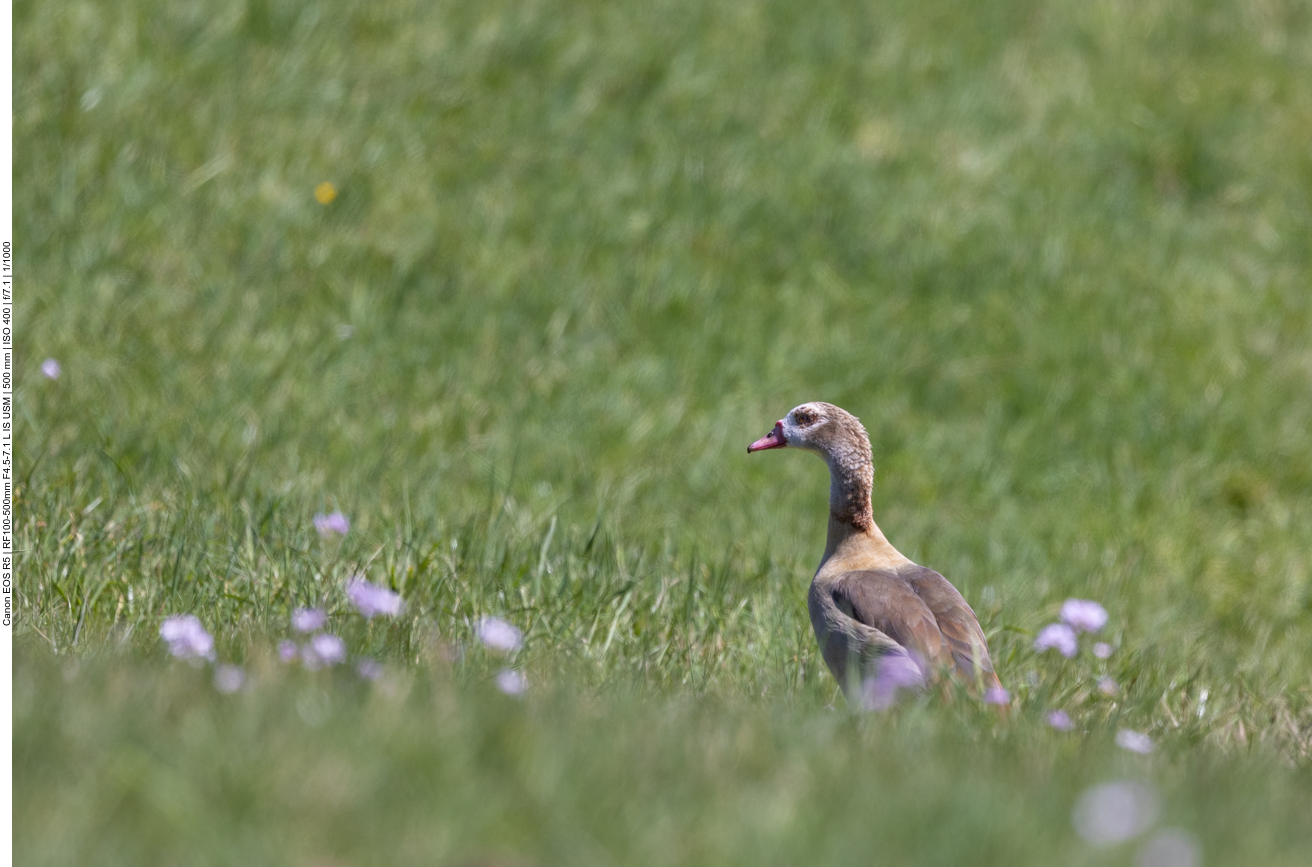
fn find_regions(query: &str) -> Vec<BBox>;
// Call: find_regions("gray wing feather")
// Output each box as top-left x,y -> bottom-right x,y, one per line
901,565 -> 1000,686
829,569 -> 951,669
829,565 -> 1000,688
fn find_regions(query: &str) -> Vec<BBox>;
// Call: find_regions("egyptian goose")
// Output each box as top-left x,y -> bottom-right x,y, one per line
748,402 -> 1002,701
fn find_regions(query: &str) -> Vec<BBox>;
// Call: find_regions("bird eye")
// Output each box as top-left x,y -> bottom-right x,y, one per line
793,409 -> 818,426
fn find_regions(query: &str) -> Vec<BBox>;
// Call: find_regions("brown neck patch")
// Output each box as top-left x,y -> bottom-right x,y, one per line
832,508 -> 874,533
815,406 -> 876,536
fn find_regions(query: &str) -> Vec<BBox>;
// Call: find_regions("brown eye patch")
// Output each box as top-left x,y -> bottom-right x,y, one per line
793,408 -> 818,426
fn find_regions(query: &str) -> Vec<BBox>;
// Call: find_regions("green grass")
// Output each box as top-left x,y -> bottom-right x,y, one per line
15,0 -> 1312,863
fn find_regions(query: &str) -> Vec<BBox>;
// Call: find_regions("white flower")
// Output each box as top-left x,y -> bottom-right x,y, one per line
346,577 -> 405,618
1047,709 -> 1076,731
356,658 -> 385,681
476,616 -> 523,653
302,633 -> 347,669
1061,598 -> 1108,633
860,653 -> 926,711
1116,729 -> 1154,754
160,615 -> 215,661
1072,780 -> 1159,845
1136,828 -> 1201,867
495,669 -> 528,696
213,665 -> 246,693
1034,623 -> 1078,658
313,511 -> 350,537
291,607 -> 327,633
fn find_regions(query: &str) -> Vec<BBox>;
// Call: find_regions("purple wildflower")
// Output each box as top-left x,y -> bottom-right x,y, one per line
313,511 -> 350,538
1093,642 -> 1114,659
1061,599 -> 1108,633
861,653 -> 926,711
160,615 -> 215,661
1099,676 -> 1120,696
1034,623 -> 1078,658
292,607 -> 327,633
495,668 -> 528,696
356,658 -> 385,681
278,640 -> 299,663
346,577 -> 405,618
303,633 -> 347,669
1137,829 -> 1202,867
1047,709 -> 1076,731
213,665 -> 246,693
475,616 -> 523,653
983,686 -> 1010,706
1072,780 -> 1160,845
41,358 -> 62,379
1116,729 -> 1154,754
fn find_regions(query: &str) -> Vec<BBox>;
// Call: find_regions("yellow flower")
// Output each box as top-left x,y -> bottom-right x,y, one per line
314,182 -> 338,205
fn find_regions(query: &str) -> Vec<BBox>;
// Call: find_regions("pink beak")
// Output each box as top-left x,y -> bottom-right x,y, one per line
747,421 -> 787,453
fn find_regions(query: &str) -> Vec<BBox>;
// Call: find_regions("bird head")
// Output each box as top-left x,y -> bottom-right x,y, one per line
748,402 -> 867,458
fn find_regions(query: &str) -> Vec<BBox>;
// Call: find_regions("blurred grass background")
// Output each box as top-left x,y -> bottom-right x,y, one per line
15,0 -> 1312,864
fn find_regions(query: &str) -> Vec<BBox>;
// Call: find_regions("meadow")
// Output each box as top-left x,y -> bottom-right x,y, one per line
15,0 -> 1312,863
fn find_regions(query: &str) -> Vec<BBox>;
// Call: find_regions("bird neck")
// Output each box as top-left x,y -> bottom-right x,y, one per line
823,437 -> 874,528
821,446 -> 900,564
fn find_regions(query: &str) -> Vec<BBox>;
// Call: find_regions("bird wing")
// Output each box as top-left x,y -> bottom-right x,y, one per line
900,565 -> 1000,688
828,569 -> 952,670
